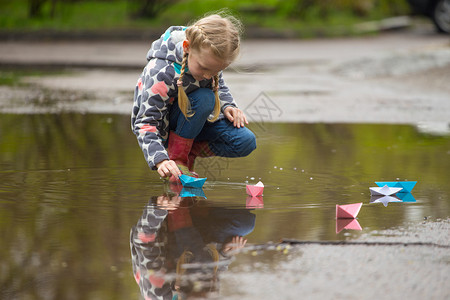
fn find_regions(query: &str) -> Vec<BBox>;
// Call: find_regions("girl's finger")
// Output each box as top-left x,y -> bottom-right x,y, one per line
167,163 -> 180,178
171,169 -> 179,178
157,166 -> 167,177
226,110 -> 234,122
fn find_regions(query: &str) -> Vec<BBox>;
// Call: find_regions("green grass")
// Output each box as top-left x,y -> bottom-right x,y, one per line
0,71 -> 20,86
0,0 -> 411,36
0,69 -> 70,86
0,1 -> 136,30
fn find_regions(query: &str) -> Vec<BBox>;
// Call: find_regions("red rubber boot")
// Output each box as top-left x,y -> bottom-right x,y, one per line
167,131 -> 196,184
187,141 -> 215,172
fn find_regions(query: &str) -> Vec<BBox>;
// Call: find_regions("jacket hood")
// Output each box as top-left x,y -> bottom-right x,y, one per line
146,26 -> 186,64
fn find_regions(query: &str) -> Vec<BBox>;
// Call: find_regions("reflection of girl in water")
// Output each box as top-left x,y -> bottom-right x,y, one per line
130,195 -> 255,299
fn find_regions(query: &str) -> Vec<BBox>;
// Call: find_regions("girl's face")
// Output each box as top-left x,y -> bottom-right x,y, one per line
184,41 -> 229,82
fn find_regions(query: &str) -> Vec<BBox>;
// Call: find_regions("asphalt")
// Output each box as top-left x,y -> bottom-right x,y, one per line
223,219 -> 449,299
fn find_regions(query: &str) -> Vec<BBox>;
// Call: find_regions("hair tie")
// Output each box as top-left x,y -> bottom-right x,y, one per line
177,79 -> 183,87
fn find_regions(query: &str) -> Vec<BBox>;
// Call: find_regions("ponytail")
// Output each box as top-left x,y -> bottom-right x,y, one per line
177,52 -> 194,118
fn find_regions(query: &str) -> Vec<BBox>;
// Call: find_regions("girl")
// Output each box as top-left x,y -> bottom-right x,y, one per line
131,13 -> 256,183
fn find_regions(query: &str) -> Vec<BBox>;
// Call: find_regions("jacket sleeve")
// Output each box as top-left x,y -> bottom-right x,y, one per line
131,59 -> 176,170
130,206 -> 172,300
217,71 -> 238,113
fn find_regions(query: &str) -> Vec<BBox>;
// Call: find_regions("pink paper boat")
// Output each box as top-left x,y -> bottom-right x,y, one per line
336,218 -> 362,233
246,196 -> 264,209
336,203 -> 362,219
246,181 -> 264,197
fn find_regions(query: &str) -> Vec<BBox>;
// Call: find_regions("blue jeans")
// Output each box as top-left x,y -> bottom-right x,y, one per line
191,208 -> 256,244
169,88 -> 256,157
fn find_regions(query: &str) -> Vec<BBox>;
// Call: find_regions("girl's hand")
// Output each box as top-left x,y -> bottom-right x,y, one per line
156,159 -> 181,178
224,106 -> 248,128
222,236 -> 247,255
156,195 -> 182,210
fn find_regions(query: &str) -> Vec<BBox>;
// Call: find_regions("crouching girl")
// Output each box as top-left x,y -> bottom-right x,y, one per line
132,13 -> 256,182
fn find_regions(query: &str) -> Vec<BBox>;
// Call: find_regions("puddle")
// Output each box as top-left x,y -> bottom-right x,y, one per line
1,113 -> 449,299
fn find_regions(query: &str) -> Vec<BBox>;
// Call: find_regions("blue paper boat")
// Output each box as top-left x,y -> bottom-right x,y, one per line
396,192 -> 416,202
375,181 -> 417,193
180,187 -> 207,199
179,174 -> 207,188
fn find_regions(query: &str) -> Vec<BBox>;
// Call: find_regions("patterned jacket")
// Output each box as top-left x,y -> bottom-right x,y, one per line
131,26 -> 237,170
130,201 -> 236,299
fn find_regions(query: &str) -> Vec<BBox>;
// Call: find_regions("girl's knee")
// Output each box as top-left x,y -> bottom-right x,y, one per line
188,88 -> 215,116
238,129 -> 256,157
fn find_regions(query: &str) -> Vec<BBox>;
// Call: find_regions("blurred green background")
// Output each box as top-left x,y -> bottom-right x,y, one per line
0,0 -> 411,37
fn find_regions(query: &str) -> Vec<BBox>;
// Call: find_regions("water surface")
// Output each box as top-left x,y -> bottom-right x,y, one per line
1,114 -> 449,299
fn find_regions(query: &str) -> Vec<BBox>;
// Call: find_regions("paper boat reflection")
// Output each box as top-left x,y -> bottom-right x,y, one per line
370,195 -> 402,207
396,192 -> 416,202
246,196 -> 264,209
375,181 -> 416,193
179,174 -> 207,188
179,187 -> 207,199
246,181 -> 264,197
336,203 -> 362,219
336,218 -> 362,233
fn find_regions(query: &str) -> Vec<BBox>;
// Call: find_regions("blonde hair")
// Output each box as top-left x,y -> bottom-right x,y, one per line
175,245 -> 220,298
178,13 -> 242,121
